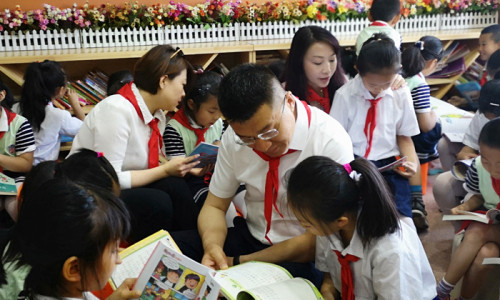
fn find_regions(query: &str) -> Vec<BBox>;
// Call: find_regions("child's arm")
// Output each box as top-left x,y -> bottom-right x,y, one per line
457,145 -> 479,161
0,152 -> 33,173
394,135 -> 418,178
320,273 -> 336,300
450,194 -> 485,214
66,88 -> 85,121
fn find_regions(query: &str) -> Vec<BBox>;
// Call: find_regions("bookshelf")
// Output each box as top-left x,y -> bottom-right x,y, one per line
0,28 -> 484,100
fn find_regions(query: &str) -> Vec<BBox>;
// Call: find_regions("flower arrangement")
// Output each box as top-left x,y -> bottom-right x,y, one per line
0,0 -> 497,33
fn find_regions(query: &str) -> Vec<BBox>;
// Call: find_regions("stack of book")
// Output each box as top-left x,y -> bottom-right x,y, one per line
53,70 -> 109,110
428,41 -> 470,79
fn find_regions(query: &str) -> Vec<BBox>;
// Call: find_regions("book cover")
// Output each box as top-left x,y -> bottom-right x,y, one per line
188,142 -> 219,168
378,156 -> 406,173
456,81 -> 481,107
70,82 -> 99,104
428,57 -> 466,78
0,173 -> 17,196
76,80 -> 105,101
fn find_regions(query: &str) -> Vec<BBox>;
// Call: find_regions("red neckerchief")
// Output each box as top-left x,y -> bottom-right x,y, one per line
0,108 -> 17,173
333,250 -> 360,300
307,85 -> 331,114
363,97 -> 382,158
492,176 -> 500,198
479,70 -> 488,86
172,107 -> 209,146
370,21 -> 388,26
253,100 -> 311,244
117,83 -> 163,169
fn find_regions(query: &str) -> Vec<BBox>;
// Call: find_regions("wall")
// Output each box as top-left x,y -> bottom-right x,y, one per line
1,0 -> 266,11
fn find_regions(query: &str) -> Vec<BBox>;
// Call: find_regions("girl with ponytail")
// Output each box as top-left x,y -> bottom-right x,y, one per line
18,60 -> 84,165
286,156 -> 436,300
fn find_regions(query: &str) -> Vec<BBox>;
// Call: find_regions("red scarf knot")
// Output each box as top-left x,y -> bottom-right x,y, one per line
307,86 -> 330,114
363,97 -> 382,158
172,107 -> 209,146
333,250 -> 360,300
117,83 -> 164,169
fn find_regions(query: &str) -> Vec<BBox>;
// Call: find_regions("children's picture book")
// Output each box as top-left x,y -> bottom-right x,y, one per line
430,97 -> 474,143
188,142 -> 219,168
109,230 -> 180,290
134,241 -> 324,300
442,209 -> 500,224
0,172 -> 17,196
378,156 -> 407,173
451,159 -> 473,181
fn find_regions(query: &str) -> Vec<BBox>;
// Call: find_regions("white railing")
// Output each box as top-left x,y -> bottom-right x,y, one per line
0,12 -> 497,51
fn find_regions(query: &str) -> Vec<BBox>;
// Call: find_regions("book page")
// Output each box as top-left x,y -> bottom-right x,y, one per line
110,230 -> 180,289
442,211 -> 489,224
212,262 -> 292,299
0,172 -> 17,196
482,257 -> 500,265
237,278 -> 324,300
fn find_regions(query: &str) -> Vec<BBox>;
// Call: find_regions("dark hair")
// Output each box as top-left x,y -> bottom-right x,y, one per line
167,268 -> 182,276
268,60 -> 286,83
185,273 -> 200,282
478,79 -> 500,117
0,77 -> 16,110
487,49 -> 500,78
287,156 -> 399,246
20,60 -> 66,131
0,179 -> 130,298
284,26 -> 347,105
182,71 -> 222,120
370,0 -> 401,22
481,24 -> 500,43
19,161 -> 57,203
134,45 -> 193,95
479,118 -> 500,149
219,64 -> 279,122
357,33 -> 401,76
402,36 -> 443,77
107,70 -> 134,95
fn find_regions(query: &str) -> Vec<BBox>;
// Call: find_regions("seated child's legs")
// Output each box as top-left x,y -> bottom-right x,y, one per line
437,138 -> 463,172
4,196 -> 18,222
461,242 -> 499,298
433,171 -> 466,213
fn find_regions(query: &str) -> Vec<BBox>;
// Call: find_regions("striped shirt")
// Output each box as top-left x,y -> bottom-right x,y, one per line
411,84 -> 431,113
15,121 -> 36,153
163,124 -> 187,158
465,158 -> 480,194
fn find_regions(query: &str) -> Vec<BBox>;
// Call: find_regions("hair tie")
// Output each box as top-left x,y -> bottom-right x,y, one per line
97,152 -> 104,158
343,163 -> 353,174
415,41 -> 425,51
193,68 -> 204,75
490,102 -> 500,107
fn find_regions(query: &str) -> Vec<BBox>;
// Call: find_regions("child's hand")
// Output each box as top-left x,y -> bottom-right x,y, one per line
163,155 -> 200,177
213,140 -> 221,146
107,278 -> 141,300
189,164 -> 214,177
456,146 -> 479,161
390,74 -> 407,90
450,204 -> 468,215
393,161 -> 417,178
201,244 -> 228,270
66,88 -> 80,108
447,96 -> 468,108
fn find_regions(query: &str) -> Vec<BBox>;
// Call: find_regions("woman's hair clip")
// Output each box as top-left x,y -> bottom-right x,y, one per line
97,152 -> 104,158
415,41 -> 425,51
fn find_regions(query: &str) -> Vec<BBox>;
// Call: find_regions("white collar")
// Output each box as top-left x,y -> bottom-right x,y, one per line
0,107 -> 9,133
353,74 -> 394,100
131,83 -> 164,124
288,96 -> 309,151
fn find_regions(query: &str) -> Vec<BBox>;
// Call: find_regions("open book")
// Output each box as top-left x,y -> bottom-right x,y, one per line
442,209 -> 500,224
482,257 -> 500,265
430,97 -> 474,143
133,241 -> 323,300
378,156 -> 406,173
188,142 -> 219,168
0,172 -> 17,196
451,159 -> 473,181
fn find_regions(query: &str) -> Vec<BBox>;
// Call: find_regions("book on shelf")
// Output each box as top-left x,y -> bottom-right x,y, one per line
451,159 -> 473,181
428,57 -> 466,78
134,240 -> 323,300
0,172 -> 17,196
188,142 -> 219,168
442,209 -> 500,224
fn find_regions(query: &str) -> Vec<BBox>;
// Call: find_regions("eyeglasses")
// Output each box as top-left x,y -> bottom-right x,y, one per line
170,47 -> 185,59
235,93 -> 288,146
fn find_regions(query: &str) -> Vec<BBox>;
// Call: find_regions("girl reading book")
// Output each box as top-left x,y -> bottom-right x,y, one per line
17,60 -> 84,165
437,118 -> 500,299
287,156 -> 436,299
0,178 -> 141,300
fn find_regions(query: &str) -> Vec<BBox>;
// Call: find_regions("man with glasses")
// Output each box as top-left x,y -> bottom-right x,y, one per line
172,64 -> 353,286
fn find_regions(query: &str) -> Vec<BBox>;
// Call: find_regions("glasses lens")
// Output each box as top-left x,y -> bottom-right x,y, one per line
258,129 -> 279,140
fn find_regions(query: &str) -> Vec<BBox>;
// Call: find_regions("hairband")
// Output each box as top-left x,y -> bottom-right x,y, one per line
344,162 -> 361,182
415,41 -> 425,51
97,152 -> 104,158
170,47 -> 184,59
343,163 -> 353,174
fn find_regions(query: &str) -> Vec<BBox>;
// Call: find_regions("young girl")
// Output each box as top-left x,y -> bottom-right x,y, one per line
283,26 -> 347,113
402,35 -> 444,230
436,118 -> 500,300
0,78 -> 35,222
330,34 -> 420,223
0,178 -> 141,300
70,45 -> 199,232
163,71 -> 223,208
18,60 -> 84,165
287,156 -> 436,299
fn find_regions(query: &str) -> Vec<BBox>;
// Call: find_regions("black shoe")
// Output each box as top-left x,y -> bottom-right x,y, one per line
412,197 -> 429,231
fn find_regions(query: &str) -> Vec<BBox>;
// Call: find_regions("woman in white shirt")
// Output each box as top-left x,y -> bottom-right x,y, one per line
70,45 -> 200,238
